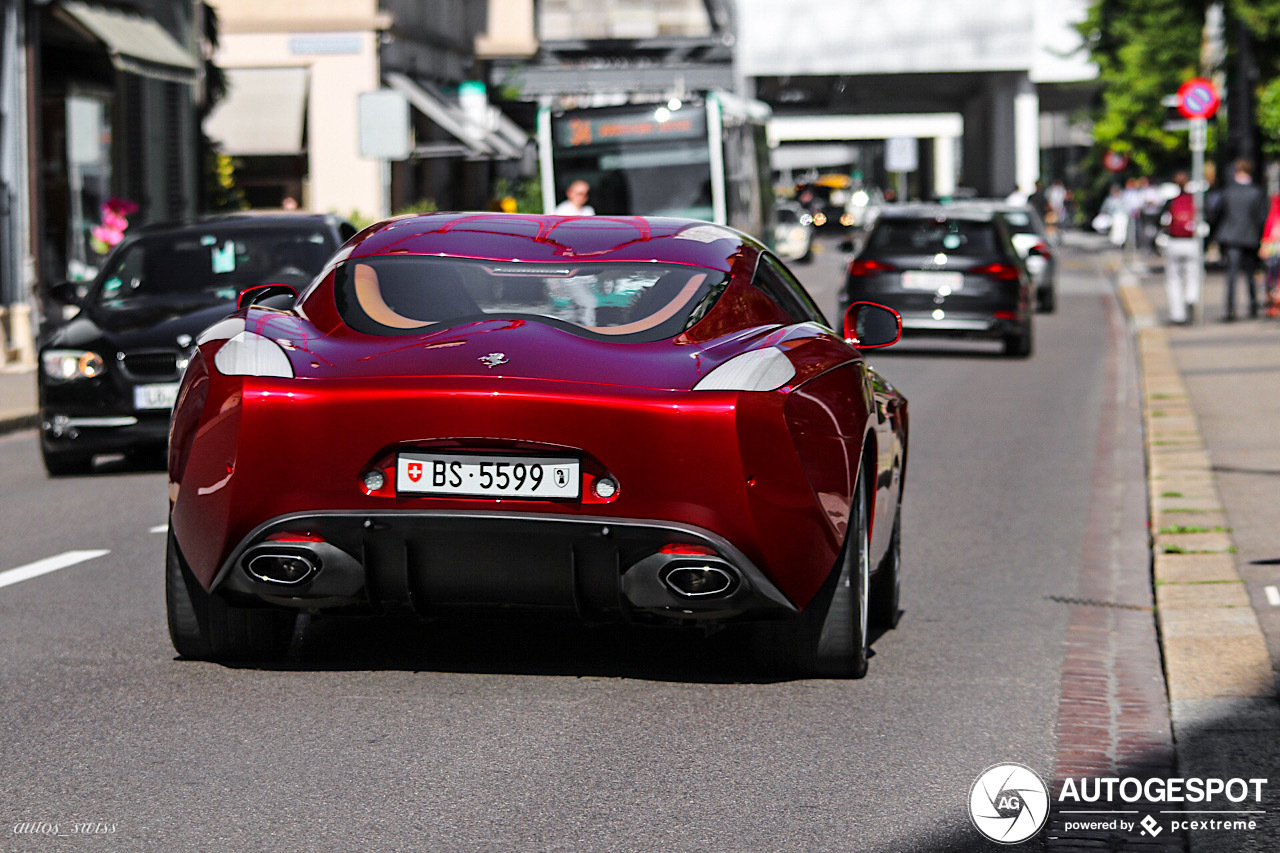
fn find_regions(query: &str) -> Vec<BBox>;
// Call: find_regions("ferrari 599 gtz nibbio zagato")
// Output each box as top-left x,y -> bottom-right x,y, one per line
166,213 -> 909,678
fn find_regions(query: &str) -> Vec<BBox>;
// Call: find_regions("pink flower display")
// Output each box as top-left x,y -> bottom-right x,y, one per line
89,197 -> 138,255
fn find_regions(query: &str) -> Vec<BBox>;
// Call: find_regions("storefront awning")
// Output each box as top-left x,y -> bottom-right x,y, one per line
59,1 -> 198,85
204,67 -> 309,156
384,72 -> 526,160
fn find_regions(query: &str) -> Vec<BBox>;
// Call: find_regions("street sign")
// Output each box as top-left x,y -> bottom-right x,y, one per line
1103,150 -> 1129,172
358,90 -> 412,160
1177,77 -> 1220,120
885,137 -> 918,173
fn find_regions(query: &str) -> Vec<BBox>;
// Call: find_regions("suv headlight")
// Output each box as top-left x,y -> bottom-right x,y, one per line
41,349 -> 105,381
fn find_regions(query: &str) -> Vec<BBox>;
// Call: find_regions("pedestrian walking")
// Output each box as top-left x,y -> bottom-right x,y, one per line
1159,171 -> 1201,324
1210,159 -> 1268,320
1262,194 -> 1280,318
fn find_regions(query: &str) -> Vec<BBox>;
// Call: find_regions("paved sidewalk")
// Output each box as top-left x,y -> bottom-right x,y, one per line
1115,243 -> 1280,852
0,364 -> 36,435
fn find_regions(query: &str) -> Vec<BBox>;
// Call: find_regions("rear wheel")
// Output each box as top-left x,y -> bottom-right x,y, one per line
1037,287 -> 1056,313
166,533 -> 295,661
785,468 -> 871,678
1002,323 -> 1033,358
869,511 -> 901,629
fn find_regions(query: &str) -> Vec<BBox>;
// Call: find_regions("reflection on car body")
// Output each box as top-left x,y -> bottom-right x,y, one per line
165,213 -> 910,678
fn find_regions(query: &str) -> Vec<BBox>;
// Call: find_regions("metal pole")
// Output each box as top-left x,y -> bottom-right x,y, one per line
1191,118 -> 1207,325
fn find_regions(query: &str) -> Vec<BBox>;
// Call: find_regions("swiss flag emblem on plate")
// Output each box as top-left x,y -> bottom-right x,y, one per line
408,462 -> 423,483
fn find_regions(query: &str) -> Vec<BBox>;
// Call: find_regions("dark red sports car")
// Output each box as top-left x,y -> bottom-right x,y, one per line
166,213 -> 909,677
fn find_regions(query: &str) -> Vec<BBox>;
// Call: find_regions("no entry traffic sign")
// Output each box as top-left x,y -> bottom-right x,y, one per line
1177,77 -> 1220,120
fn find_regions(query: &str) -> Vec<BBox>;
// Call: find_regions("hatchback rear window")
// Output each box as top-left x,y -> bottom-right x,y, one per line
332,256 -> 729,342
866,218 -> 998,255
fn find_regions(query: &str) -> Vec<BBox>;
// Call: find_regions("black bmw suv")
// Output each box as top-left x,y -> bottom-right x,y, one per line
38,213 -> 356,475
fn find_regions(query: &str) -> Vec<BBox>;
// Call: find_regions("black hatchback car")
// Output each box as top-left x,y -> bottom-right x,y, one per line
839,205 -> 1034,357
38,213 -> 356,475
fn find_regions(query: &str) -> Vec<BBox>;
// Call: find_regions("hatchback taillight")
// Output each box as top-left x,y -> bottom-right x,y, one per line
848,258 -> 898,276
972,262 -> 1022,282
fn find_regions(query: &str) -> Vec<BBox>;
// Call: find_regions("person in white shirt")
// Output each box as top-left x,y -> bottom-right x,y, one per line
549,180 -> 597,321
553,180 -> 595,216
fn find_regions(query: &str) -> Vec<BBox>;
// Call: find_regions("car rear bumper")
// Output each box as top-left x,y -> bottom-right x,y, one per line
205,509 -> 798,625
897,312 -> 1025,338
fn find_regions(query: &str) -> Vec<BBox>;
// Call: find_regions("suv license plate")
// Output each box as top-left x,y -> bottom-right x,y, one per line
397,453 -> 580,499
134,383 -> 180,410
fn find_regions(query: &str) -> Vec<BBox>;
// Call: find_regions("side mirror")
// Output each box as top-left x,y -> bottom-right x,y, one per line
237,283 -> 298,310
843,302 -> 902,349
49,280 -> 83,305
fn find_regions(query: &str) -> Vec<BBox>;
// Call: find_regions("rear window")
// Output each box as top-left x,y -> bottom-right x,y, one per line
999,211 -> 1036,233
332,256 -> 729,343
866,218 -> 998,255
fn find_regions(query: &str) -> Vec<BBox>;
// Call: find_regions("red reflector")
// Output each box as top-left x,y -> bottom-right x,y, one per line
993,310 -> 1018,320
848,258 -> 898,276
973,262 -> 1021,281
659,544 -> 717,556
265,532 -> 325,543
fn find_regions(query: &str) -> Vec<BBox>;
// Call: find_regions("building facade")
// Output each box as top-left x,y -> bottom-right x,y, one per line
205,0 -> 529,222
1,0 -> 201,366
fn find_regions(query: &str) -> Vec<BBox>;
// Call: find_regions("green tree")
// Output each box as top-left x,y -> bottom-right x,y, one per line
1079,0 -> 1208,180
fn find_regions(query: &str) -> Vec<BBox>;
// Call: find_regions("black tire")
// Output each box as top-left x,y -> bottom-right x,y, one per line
1036,287 -> 1056,313
788,468 -> 871,678
1002,323 -> 1033,358
124,445 -> 168,471
166,532 -> 295,662
869,511 -> 901,629
42,446 -> 92,477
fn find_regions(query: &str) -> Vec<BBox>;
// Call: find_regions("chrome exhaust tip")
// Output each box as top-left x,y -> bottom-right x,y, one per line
662,563 -> 738,598
245,551 -> 318,585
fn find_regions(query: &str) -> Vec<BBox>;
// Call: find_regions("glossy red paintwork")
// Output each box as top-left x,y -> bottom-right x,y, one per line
169,213 -> 909,614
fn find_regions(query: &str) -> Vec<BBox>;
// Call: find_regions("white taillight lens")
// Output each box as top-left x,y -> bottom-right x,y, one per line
693,348 -> 795,392
41,349 -> 105,381
213,331 -> 294,378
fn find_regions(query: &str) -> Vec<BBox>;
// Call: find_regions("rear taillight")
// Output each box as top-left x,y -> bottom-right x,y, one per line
973,262 -> 1022,282
848,258 -> 898,276
1032,242 -> 1053,260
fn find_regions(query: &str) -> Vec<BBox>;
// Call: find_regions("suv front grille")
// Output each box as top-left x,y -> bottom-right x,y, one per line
120,350 -> 179,380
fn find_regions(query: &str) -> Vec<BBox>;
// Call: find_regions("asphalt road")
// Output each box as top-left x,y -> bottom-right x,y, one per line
0,235 -> 1149,852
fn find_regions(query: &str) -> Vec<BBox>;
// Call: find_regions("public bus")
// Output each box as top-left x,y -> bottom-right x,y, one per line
537,91 -> 774,241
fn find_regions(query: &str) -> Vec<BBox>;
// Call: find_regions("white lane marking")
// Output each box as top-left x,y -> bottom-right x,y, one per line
150,524 -> 167,534
1266,586 -> 1280,607
0,550 -> 110,590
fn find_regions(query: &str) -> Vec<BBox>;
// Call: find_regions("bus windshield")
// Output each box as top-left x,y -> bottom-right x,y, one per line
549,104 -> 713,220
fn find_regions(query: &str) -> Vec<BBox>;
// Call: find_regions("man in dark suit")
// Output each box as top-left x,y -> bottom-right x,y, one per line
1212,159 -> 1268,320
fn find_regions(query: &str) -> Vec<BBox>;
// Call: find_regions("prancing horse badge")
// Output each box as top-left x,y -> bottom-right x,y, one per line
479,352 -> 507,369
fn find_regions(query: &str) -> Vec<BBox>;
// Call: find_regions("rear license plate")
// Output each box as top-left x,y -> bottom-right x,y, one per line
397,452 -> 581,499
133,382 -> 180,410
901,271 -> 964,291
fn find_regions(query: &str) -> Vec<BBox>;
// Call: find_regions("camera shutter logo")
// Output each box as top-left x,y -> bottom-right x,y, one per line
969,763 -> 1050,844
